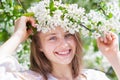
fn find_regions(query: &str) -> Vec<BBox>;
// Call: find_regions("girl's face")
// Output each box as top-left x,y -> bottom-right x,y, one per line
39,27 -> 77,65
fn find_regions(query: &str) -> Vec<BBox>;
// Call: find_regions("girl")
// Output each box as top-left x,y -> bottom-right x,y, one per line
0,16 -> 120,80
0,0 -> 120,80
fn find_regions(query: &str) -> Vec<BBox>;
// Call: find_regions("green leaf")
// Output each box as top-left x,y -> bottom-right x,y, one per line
8,0 -> 14,7
49,0 -> 57,16
23,12 -> 34,17
50,0 -> 54,10
107,13 -> 113,19
58,6 -> 68,14
96,56 -> 102,65
97,21 -> 102,26
0,29 -> 9,42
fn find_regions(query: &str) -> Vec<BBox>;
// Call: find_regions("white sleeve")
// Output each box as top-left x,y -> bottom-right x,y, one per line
0,56 -> 21,80
0,56 -> 21,72
0,56 -> 43,80
83,69 -> 110,80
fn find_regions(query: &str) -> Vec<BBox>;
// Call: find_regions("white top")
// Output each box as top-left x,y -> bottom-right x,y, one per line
0,56 -> 110,80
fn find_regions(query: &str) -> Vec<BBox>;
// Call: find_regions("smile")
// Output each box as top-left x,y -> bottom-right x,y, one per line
55,49 -> 72,56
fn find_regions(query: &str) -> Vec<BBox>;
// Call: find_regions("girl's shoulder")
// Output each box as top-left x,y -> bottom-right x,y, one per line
20,70 -> 59,80
81,69 -> 110,80
19,70 -> 43,80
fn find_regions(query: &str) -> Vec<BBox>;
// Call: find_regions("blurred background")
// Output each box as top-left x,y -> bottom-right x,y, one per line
0,0 -> 119,80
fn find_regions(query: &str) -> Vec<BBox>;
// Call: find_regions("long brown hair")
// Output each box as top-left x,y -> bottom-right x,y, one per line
30,32 -> 83,80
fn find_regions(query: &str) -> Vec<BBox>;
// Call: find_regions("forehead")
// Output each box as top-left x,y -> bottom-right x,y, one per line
39,26 -> 69,36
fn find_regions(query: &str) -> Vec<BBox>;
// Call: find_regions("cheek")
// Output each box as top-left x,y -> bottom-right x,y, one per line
68,39 -> 77,47
68,39 -> 77,53
41,43 -> 57,54
41,44 -> 57,60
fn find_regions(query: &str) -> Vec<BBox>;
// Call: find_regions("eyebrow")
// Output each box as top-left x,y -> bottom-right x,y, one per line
46,31 -> 70,36
45,33 -> 57,37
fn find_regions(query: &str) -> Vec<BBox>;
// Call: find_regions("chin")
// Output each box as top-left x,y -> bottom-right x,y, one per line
58,59 -> 72,65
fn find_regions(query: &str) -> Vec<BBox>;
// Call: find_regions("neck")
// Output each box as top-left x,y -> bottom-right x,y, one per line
51,63 -> 73,80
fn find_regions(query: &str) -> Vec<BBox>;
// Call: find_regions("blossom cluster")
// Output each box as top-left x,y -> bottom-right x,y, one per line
28,0 -> 120,38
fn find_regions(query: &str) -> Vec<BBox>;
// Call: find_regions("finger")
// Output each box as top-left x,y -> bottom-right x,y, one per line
14,18 -> 21,25
96,37 -> 100,46
106,32 -> 112,41
100,37 -> 104,42
19,16 -> 33,26
103,31 -> 112,43
111,32 -> 116,40
97,37 -> 105,44
96,37 -> 104,48
103,35 -> 107,43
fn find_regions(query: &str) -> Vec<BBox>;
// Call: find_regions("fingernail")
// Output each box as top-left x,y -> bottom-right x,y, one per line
100,38 -> 103,42
104,37 -> 107,43
104,40 -> 107,43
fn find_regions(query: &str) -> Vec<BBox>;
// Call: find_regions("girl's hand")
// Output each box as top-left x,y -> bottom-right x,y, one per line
97,32 -> 119,59
14,16 -> 36,42
97,32 -> 120,80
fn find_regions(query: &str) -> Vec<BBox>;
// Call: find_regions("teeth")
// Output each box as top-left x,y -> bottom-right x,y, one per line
58,50 -> 69,55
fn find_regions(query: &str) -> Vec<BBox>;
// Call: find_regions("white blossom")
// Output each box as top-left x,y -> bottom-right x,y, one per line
27,0 -> 120,38
1,0 -> 6,2
0,9 -> 4,13
83,43 -> 111,72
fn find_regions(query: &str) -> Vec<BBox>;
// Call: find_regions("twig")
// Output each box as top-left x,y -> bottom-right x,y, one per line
80,24 -> 93,32
97,1 -> 107,17
17,0 -> 27,13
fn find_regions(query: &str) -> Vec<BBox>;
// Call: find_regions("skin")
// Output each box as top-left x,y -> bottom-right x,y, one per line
97,32 -> 120,80
39,27 -> 76,65
0,16 -> 35,56
0,16 -> 120,80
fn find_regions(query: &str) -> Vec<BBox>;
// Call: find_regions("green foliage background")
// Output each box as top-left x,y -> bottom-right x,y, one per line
0,0 -> 119,80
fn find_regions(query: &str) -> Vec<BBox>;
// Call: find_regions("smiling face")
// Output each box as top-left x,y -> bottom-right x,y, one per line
38,26 -> 77,65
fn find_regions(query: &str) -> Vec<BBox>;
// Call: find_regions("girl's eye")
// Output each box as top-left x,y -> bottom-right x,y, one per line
65,34 -> 74,39
49,36 -> 57,41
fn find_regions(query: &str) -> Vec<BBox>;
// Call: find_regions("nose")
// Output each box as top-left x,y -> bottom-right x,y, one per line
59,38 -> 69,49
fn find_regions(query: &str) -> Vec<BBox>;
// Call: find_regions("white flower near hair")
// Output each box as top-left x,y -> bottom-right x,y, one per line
28,0 -> 85,34
105,1 -> 120,32
27,0 -> 120,38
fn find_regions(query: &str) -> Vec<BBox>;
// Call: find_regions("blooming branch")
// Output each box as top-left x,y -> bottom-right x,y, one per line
20,0 -> 120,38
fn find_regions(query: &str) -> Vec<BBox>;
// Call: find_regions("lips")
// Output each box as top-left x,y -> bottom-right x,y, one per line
54,49 -> 73,63
55,49 -> 71,56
